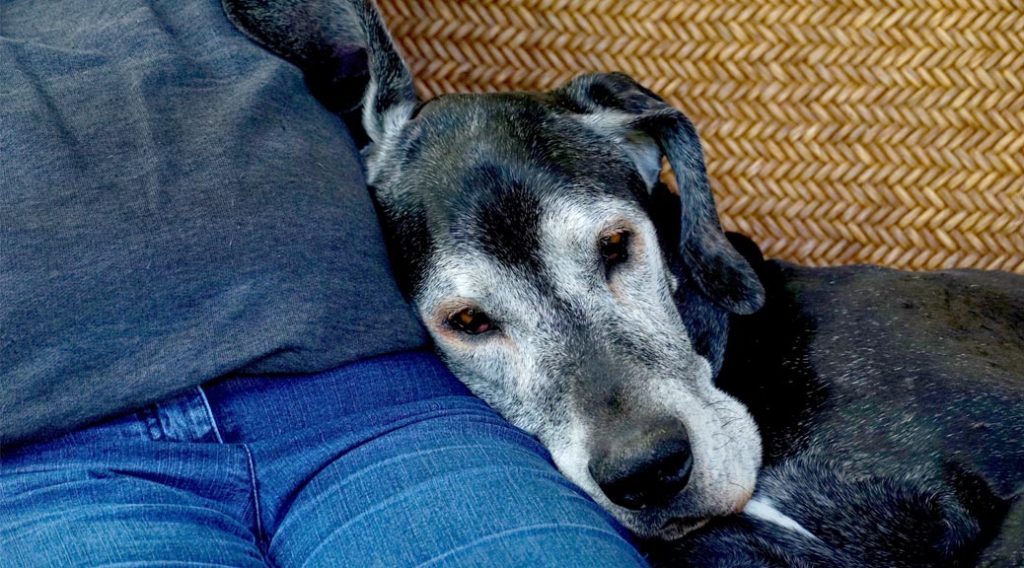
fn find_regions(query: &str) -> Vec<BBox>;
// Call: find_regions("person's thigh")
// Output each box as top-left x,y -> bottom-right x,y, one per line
217,353 -> 648,568
0,419 -> 265,568
267,404 -> 648,567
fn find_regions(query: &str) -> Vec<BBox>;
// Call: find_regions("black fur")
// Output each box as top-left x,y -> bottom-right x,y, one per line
649,458 -> 984,567
647,235 -> 1024,567
463,168 -> 545,274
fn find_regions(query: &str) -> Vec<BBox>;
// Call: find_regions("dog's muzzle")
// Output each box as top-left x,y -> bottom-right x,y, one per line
588,417 -> 693,510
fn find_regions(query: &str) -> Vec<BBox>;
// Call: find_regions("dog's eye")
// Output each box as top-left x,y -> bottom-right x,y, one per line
446,307 -> 495,335
599,230 -> 631,271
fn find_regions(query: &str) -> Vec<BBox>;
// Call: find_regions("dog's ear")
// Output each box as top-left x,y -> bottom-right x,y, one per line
556,72 -> 765,315
222,0 -> 418,148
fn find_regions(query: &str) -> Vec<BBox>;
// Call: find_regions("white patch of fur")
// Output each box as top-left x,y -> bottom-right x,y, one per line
548,412 -> 605,502
363,94 -> 415,184
744,497 -> 820,541
381,101 -> 415,139
361,81 -> 381,140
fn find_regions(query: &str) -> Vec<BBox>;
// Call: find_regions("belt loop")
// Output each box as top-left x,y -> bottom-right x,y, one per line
195,385 -> 226,444
146,388 -> 223,443
138,405 -> 164,441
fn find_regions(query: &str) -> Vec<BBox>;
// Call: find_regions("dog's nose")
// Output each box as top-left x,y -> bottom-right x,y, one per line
589,424 -> 693,510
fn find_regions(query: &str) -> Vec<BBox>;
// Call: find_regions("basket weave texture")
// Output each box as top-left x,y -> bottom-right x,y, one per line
379,0 -> 1024,273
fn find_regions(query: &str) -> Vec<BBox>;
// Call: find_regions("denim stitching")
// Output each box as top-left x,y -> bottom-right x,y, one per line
195,386 -> 225,444
241,443 -> 267,554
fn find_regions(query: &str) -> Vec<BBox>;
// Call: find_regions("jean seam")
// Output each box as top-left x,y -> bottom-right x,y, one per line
195,386 -> 225,444
241,443 -> 269,559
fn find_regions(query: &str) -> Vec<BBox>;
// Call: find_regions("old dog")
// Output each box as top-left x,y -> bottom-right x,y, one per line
223,0 -> 1024,564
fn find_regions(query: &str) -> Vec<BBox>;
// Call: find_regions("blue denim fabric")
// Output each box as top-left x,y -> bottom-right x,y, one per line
0,351 -> 648,567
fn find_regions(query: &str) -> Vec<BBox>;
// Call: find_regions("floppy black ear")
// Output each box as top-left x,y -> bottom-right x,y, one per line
556,72 -> 765,315
222,0 -> 419,150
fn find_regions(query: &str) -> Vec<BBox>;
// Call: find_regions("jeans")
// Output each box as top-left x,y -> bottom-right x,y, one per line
0,351 -> 647,567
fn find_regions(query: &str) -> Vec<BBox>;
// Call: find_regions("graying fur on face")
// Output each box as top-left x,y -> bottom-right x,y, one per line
415,191 -> 761,537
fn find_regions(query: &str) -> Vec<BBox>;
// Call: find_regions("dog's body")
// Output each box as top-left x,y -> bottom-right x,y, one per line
649,248 -> 1024,566
223,1 -> 1024,564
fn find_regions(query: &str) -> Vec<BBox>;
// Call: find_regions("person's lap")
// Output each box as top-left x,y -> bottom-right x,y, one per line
0,351 -> 646,567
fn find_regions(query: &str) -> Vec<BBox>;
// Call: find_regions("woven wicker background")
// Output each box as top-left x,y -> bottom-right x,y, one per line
378,0 -> 1024,272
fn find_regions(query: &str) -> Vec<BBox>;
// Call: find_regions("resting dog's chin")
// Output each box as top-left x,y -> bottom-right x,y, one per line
656,517 -> 709,541
649,486 -> 753,539
620,512 -> 707,541
614,488 -> 754,540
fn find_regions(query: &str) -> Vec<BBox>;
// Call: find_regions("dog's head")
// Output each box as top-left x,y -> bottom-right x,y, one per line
224,0 -> 765,539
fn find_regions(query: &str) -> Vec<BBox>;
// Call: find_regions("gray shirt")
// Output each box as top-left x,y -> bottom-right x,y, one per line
1,0 -> 428,444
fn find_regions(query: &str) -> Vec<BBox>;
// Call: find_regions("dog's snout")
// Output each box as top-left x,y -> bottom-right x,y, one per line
589,422 -> 693,510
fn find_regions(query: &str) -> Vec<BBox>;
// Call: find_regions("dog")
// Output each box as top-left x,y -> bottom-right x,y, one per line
222,1 -> 1024,564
